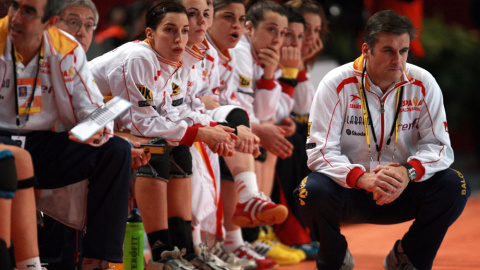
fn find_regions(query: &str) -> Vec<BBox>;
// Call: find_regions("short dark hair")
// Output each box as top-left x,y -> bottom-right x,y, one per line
245,0 -> 287,28
285,0 -> 328,37
212,0 -> 244,15
43,0 -> 65,23
363,10 -> 416,49
284,5 -> 305,26
145,0 -> 187,30
146,0 -> 187,30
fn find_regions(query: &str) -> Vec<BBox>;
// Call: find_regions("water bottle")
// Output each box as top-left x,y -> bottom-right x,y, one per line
124,208 -> 144,270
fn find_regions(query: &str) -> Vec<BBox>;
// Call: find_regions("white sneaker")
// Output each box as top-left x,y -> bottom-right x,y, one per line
188,243 -> 230,270
210,241 -> 256,270
146,247 -> 197,270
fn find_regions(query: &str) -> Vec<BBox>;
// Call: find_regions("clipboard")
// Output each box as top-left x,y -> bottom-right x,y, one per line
70,96 -> 131,141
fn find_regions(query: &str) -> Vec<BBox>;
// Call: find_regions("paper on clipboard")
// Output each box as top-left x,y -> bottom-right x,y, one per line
70,96 -> 131,141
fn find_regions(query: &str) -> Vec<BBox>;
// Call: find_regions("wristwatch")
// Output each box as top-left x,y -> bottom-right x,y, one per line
400,163 -> 417,181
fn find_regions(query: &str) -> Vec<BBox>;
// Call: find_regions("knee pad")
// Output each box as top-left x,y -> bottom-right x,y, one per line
0,150 -> 17,199
169,145 -> 192,177
219,157 -> 234,181
137,154 -> 170,182
225,108 -> 250,128
255,147 -> 267,162
17,176 -> 37,190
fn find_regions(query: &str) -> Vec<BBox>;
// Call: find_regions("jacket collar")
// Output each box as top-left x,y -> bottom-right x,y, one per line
1,16 -> 78,61
206,33 -> 232,63
353,54 -> 414,91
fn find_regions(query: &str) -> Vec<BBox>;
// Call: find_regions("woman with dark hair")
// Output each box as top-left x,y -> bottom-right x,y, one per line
176,0 -> 283,268
89,1 -> 237,269
203,0 -> 293,269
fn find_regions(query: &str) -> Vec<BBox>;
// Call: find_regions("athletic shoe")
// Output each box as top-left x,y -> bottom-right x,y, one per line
383,240 -> 418,270
252,238 -> 301,265
210,241 -> 257,270
340,249 -> 354,270
233,243 -> 279,270
232,192 -> 288,227
292,241 -> 319,260
187,243 -> 230,270
146,247 -> 197,270
249,240 -> 272,256
263,227 -> 306,261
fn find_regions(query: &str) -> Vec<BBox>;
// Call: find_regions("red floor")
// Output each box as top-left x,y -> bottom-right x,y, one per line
279,194 -> 480,270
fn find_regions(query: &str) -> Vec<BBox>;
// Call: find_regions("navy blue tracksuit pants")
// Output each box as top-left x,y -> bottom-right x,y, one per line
0,131 -> 131,263
294,169 -> 470,270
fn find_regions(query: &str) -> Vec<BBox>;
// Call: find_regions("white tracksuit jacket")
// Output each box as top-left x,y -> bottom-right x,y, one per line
0,19 -> 112,146
192,39 -> 221,101
307,55 -> 453,188
292,69 -> 315,116
206,34 -> 242,108
172,44 -> 213,126
232,35 -> 282,123
89,40 -> 200,146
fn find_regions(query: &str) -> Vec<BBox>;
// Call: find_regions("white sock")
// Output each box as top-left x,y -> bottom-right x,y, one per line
82,258 -> 110,270
17,257 -> 42,270
192,225 -> 202,247
234,171 -> 258,203
224,228 -> 244,252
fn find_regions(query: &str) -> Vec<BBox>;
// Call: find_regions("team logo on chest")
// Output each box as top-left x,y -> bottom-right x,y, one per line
63,66 -> 75,82
171,82 -> 181,95
349,94 -> 361,109
136,84 -> 153,101
400,96 -> 422,112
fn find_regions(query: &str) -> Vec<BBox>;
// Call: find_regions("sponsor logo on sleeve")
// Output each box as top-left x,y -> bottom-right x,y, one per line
63,66 -> 75,82
305,143 -> 316,149
172,98 -> 184,106
239,74 -> 251,87
138,100 -> 151,107
136,84 -> 153,101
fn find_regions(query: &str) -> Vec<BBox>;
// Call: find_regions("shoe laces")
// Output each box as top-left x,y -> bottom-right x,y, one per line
242,243 -> 266,260
252,241 -> 273,255
199,243 -> 214,262
252,191 -> 271,202
213,241 -> 241,264
164,246 -> 192,266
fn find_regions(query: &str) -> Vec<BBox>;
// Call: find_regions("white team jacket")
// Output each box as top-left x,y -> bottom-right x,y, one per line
232,35 -> 282,123
0,18 -> 112,145
193,39 -> 221,101
307,55 -> 453,188
206,34 -> 242,108
171,44 -> 213,126
292,69 -> 314,116
89,40 -> 200,146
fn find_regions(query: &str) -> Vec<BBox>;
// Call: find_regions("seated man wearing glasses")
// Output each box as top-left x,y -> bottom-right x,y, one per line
56,0 -> 97,52
38,1 -> 101,269
0,0 -> 131,269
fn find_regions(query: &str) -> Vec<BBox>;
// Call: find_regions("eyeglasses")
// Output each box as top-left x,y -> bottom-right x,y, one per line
60,19 -> 97,32
7,0 -> 43,21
